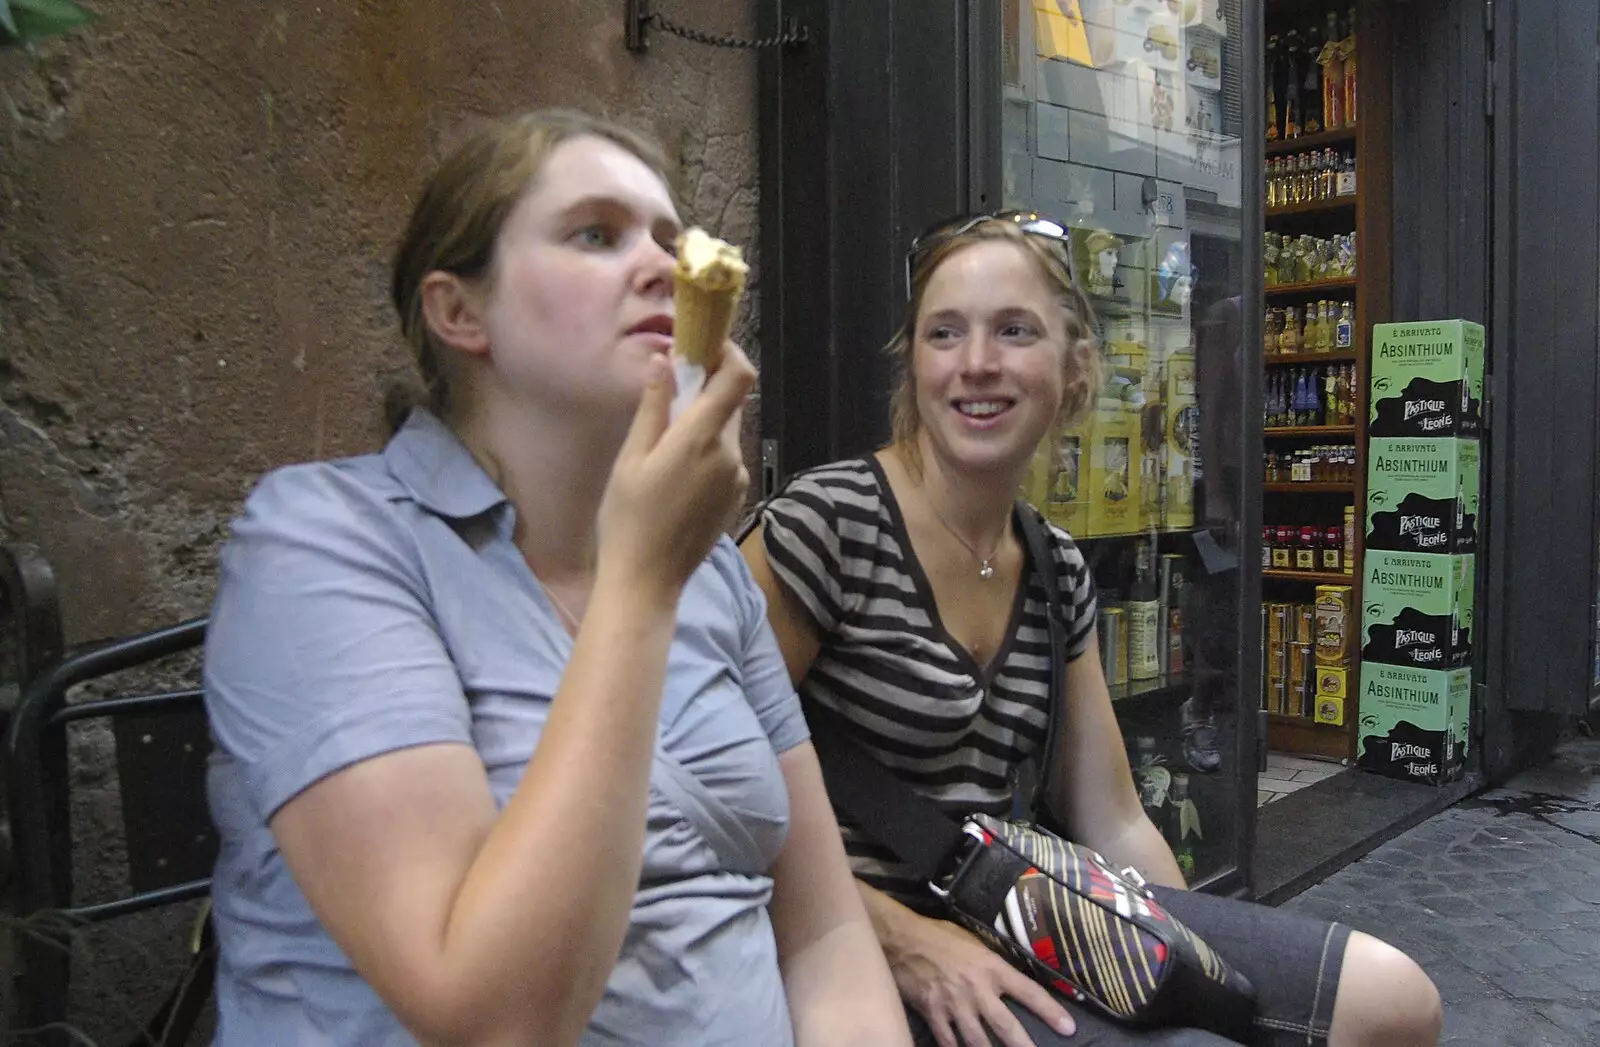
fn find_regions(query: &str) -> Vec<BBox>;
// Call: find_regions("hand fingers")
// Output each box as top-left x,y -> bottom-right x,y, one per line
675,342 -> 755,439
617,354 -> 675,462
954,1007 -> 997,1047
998,968 -> 1076,1038
981,993 -> 1047,1047
926,1013 -> 963,1047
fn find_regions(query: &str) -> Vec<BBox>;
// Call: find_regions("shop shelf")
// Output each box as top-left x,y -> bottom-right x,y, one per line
1109,672 -> 1191,710
1265,279 -> 1357,298
1263,483 -> 1356,494
1262,569 -> 1357,585
1265,349 -> 1357,364
1265,713 -> 1345,729
1268,196 -> 1357,218
1265,127 -> 1357,157
1264,425 -> 1357,439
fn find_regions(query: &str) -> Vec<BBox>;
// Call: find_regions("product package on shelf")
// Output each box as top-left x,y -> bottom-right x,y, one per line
1158,553 -> 1187,677
1361,550 -> 1474,670
1022,424 -> 1091,538
1162,351 -> 1197,532
1368,320 -> 1485,438
1366,438 -> 1480,554
1087,395 -> 1144,537
1312,584 -> 1354,726
1262,599 -> 1320,718
1356,663 -> 1471,785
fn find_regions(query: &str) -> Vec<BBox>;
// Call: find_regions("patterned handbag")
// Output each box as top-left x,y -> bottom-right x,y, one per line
804,505 -> 1257,1040
935,813 -> 1255,1035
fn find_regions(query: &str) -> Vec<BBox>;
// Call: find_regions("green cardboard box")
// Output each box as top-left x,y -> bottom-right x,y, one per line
1366,438 -> 1480,554
1361,550 -> 1472,669
1356,663 -> 1471,785
1369,320 -> 1484,438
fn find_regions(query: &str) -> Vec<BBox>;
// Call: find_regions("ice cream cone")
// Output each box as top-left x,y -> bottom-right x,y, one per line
672,227 -> 748,373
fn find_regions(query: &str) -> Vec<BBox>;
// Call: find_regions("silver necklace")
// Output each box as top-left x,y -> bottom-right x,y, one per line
539,579 -> 584,634
925,498 -> 1005,581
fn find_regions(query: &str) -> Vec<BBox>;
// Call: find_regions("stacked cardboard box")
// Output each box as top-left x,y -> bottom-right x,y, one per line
1358,320 -> 1484,785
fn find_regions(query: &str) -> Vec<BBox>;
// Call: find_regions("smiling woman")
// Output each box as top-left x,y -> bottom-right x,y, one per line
200,109 -> 910,1047
740,213 -> 1443,1047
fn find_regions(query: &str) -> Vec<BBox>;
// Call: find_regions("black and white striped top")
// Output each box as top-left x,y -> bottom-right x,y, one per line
761,457 -> 1098,912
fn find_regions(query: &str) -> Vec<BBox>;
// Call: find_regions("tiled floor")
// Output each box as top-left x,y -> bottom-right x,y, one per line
1257,751 -> 1347,806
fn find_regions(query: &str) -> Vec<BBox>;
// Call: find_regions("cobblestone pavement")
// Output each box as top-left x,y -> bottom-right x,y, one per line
1284,735 -> 1600,1047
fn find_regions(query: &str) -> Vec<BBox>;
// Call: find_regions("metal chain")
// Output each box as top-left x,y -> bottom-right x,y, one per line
648,11 -> 810,50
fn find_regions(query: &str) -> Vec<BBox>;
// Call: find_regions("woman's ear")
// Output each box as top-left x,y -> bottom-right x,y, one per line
419,271 -> 491,358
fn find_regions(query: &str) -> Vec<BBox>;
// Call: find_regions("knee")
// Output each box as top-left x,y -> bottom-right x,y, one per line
1329,932 -> 1443,1047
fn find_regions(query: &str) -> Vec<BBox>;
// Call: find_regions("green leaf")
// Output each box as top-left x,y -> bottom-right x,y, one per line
1179,798 -> 1203,842
0,1 -> 21,45
8,0 -> 96,42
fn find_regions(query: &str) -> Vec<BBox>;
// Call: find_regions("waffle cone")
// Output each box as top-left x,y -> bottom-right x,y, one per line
672,272 -> 744,371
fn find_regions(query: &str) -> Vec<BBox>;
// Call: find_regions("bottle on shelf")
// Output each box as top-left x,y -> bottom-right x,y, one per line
1337,153 -> 1357,196
1167,773 -> 1198,879
1296,526 -> 1319,571
1266,33 -> 1281,142
1342,7 -> 1357,127
1300,25 -> 1323,136
1318,10 -> 1345,130
1323,525 -> 1344,572
1127,540 -> 1161,682
1283,28 -> 1303,139
1335,301 -> 1354,349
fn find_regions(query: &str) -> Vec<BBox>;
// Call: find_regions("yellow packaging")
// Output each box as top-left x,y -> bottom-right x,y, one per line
1086,398 -> 1143,537
1289,643 -> 1316,717
1295,604 -> 1316,646
1315,585 -> 1355,666
1267,641 -> 1289,683
1343,505 -> 1356,575
1266,676 -> 1288,715
1267,603 -> 1290,646
1316,665 -> 1349,699
1022,425 -> 1091,537
1314,694 -> 1347,726
1162,351 -> 1197,532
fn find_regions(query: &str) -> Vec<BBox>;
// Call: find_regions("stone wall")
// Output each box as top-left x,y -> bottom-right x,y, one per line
0,1 -> 763,1039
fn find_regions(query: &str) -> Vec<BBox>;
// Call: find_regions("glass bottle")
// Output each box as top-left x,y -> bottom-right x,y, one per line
1296,526 -> 1318,570
1320,10 -> 1344,130
1167,773 -> 1197,879
1264,308 -> 1281,355
1266,33 -> 1281,141
1323,526 -> 1344,571
1338,152 -> 1357,196
1336,301 -> 1354,350
1281,306 -> 1301,352
1127,541 -> 1161,681
1284,28 -> 1304,139
1301,25 -> 1324,135
1342,8 -> 1357,128
1262,525 -> 1275,568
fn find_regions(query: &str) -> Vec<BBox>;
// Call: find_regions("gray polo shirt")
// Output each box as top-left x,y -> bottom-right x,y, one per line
203,410 -> 807,1046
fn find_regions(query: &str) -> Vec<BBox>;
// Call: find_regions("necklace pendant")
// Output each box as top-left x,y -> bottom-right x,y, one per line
979,561 -> 995,581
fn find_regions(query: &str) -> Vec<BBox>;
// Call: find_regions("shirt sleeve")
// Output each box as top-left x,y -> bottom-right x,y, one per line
759,475 -> 847,633
1048,524 -> 1099,661
203,464 -> 474,824
710,538 -> 810,756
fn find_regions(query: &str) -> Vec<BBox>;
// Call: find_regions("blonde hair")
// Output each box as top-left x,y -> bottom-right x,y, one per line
384,109 -> 674,434
886,218 -> 1103,471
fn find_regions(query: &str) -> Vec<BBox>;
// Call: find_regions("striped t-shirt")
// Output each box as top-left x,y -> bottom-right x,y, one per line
761,457 -> 1098,911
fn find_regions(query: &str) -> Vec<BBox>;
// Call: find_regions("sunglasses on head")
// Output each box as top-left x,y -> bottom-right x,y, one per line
903,210 -> 1078,299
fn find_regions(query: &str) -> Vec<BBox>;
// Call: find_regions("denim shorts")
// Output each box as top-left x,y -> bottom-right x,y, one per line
907,887 -> 1350,1047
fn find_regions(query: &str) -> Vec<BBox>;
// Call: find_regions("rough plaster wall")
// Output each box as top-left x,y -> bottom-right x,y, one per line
0,1 -> 762,1040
